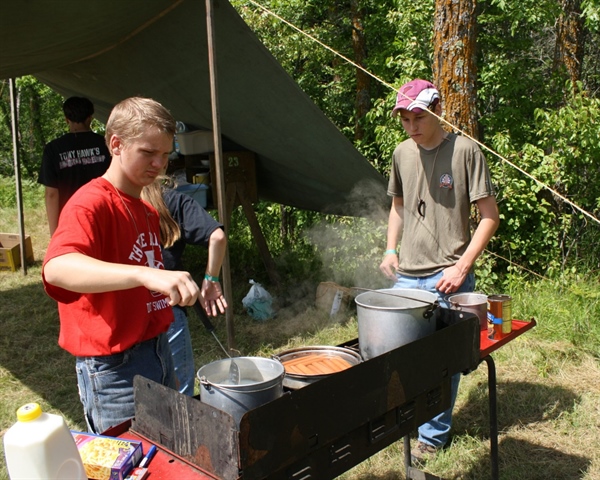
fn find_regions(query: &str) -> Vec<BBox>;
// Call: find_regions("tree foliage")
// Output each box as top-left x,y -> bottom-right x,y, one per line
0,78 -> 64,178
1,0 -> 599,283
232,0 -> 600,280
490,86 -> 600,275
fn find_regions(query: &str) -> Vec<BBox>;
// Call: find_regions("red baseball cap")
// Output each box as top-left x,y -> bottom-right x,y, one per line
392,79 -> 440,116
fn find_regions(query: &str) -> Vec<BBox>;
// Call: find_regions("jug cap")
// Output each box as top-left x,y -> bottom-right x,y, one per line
16,403 -> 42,422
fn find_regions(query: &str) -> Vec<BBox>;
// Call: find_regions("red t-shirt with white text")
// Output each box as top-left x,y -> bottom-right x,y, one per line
43,177 -> 174,356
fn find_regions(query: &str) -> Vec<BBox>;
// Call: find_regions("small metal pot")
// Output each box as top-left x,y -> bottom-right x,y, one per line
197,356 -> 284,427
446,292 -> 488,331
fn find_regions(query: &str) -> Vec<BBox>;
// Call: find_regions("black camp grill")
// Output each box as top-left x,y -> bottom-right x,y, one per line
130,308 -> 483,479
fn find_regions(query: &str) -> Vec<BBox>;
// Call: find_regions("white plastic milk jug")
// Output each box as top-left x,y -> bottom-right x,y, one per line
3,402 -> 87,480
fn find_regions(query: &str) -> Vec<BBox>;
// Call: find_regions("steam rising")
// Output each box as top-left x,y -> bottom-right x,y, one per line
305,179 -> 392,290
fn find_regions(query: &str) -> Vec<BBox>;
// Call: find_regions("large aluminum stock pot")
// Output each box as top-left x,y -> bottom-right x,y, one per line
354,288 -> 439,360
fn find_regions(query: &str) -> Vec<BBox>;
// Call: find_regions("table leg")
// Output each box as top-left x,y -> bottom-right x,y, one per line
483,355 -> 499,480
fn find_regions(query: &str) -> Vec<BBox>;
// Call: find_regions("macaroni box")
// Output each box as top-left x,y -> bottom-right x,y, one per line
71,431 -> 143,480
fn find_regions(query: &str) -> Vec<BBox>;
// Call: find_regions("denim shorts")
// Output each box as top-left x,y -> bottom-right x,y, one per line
75,333 -> 176,434
393,270 -> 475,307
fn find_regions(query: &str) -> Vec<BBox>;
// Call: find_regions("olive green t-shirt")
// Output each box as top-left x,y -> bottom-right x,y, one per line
387,133 -> 495,276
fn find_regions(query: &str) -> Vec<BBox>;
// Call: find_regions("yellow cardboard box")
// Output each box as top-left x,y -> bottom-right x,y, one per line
0,233 -> 34,272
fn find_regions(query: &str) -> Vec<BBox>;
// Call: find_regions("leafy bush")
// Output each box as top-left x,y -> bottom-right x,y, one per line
0,77 -> 64,178
0,175 -> 44,209
489,86 -> 600,277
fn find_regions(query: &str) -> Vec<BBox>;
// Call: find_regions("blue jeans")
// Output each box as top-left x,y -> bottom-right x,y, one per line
393,270 -> 475,448
75,333 -> 176,434
168,306 -> 196,396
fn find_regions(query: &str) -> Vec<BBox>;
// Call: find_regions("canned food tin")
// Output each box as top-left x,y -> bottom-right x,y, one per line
487,311 -> 503,340
488,294 -> 512,334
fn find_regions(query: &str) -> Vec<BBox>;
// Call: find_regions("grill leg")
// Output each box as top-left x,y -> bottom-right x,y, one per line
483,355 -> 499,480
404,434 -> 444,480
404,434 -> 411,469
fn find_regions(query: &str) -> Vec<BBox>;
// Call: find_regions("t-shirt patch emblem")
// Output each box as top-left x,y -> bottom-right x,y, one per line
439,173 -> 454,189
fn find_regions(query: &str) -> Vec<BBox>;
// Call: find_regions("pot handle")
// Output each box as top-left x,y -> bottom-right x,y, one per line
443,294 -> 462,310
199,375 -> 212,391
423,301 -> 439,319
199,376 -> 282,394
193,300 -> 216,332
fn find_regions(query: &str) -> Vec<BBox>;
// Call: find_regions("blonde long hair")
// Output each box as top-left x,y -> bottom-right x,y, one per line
142,177 -> 181,248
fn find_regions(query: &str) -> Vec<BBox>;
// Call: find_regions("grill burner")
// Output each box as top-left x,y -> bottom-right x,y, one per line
131,308 -> 480,479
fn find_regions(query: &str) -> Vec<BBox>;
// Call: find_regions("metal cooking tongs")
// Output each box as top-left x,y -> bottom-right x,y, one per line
193,301 -> 240,384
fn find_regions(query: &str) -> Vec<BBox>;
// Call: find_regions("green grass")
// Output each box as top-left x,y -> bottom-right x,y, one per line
1,188 -> 600,479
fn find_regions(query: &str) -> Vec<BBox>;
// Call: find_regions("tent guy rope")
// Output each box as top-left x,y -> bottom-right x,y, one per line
243,0 -> 600,228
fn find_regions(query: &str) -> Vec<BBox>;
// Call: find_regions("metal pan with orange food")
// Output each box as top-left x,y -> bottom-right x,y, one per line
272,346 -> 362,389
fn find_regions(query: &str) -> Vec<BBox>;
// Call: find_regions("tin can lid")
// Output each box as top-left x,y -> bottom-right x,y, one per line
488,294 -> 511,301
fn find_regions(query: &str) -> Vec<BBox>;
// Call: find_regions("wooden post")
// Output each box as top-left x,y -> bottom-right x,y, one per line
9,78 -> 28,275
205,2 -> 280,345
205,0 -> 235,350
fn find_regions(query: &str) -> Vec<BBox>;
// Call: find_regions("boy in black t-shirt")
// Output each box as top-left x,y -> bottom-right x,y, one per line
38,96 -> 111,235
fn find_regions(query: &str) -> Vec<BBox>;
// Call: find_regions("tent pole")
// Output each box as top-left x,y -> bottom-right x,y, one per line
205,0 -> 235,350
9,78 -> 28,275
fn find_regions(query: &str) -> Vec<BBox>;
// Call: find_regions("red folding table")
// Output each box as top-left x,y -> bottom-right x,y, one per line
404,318 -> 537,480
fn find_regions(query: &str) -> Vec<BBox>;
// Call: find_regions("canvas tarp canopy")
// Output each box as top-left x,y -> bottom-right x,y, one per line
1,0 -> 388,216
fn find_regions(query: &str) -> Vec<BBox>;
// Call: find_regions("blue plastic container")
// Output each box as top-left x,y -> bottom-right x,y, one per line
176,184 -> 209,208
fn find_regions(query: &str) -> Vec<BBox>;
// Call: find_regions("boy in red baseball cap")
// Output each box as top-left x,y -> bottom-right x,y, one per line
380,78 -> 500,463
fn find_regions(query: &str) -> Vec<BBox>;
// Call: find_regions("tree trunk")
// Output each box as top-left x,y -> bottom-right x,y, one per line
350,0 -> 370,141
26,83 -> 46,177
554,0 -> 585,94
0,81 -> 12,142
280,204 -> 295,241
432,0 -> 479,139
280,204 -> 288,240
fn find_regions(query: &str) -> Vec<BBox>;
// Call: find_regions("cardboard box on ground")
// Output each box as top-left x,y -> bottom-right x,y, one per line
0,233 -> 34,272
315,282 -> 352,316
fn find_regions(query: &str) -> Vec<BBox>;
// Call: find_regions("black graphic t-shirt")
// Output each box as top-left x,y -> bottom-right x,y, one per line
38,131 -> 111,211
